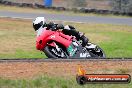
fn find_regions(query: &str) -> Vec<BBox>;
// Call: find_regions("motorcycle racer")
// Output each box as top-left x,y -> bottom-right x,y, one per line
33,17 -> 88,47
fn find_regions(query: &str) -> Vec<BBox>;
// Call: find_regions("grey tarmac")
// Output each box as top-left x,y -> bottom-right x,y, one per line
0,11 -> 132,26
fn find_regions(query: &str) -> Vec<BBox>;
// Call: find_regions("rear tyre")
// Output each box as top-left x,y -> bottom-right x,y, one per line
93,46 -> 106,58
86,43 -> 106,58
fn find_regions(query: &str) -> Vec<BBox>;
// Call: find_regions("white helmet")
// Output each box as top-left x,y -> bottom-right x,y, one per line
33,17 -> 46,31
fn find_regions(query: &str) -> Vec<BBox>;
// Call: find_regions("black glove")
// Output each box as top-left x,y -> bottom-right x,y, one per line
47,22 -> 57,30
57,24 -> 64,29
48,22 -> 54,28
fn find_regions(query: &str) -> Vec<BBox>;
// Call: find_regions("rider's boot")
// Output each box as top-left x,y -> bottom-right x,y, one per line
78,32 -> 89,47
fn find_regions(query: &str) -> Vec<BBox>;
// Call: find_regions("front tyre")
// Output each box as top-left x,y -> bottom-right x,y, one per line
43,45 -> 67,58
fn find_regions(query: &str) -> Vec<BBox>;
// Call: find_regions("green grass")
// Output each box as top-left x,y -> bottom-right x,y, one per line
0,75 -> 132,88
0,18 -> 132,58
98,29 -> 132,57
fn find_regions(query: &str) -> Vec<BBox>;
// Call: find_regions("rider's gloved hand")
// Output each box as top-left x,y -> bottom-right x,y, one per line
57,24 -> 64,29
78,32 -> 89,47
47,22 -> 57,31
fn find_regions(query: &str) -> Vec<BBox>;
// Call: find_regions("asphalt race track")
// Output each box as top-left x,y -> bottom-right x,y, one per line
0,11 -> 132,26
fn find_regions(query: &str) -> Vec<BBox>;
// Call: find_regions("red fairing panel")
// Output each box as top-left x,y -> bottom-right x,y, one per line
36,29 -> 72,51
36,29 -> 55,50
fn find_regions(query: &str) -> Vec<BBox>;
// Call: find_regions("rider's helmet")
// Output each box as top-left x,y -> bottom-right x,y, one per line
33,17 -> 46,31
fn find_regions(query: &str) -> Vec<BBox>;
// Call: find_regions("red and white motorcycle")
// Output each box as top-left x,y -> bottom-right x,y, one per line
36,27 -> 106,58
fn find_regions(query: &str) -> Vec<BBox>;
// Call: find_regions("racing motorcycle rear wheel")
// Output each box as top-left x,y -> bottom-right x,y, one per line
86,43 -> 106,58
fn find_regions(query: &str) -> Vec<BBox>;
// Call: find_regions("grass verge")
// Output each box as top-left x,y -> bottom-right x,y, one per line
0,75 -> 131,88
0,17 -> 132,58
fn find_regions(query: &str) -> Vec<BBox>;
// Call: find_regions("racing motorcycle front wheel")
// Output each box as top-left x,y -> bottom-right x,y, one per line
43,43 -> 67,58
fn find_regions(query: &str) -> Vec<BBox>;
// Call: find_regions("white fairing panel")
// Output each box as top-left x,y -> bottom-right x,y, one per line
37,27 -> 46,37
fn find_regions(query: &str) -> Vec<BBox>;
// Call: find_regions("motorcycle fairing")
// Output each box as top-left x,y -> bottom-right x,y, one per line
36,29 -> 72,51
